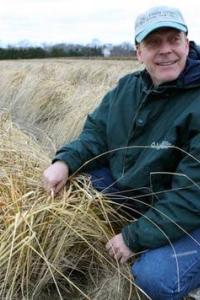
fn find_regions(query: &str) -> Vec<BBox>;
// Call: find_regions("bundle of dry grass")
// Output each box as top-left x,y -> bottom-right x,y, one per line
0,114 -> 138,300
0,59 -> 140,151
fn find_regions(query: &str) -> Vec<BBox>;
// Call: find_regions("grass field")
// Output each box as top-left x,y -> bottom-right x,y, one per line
0,58 -> 141,151
0,58 -> 145,300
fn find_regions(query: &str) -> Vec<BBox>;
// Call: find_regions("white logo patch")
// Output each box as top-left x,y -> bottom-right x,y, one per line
151,141 -> 172,150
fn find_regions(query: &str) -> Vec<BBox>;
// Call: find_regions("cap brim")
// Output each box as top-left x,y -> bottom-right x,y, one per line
135,21 -> 188,43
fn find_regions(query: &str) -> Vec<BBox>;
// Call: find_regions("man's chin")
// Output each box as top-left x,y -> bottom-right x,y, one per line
154,73 -> 180,85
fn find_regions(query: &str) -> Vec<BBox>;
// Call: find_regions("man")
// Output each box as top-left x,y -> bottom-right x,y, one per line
43,6 -> 200,299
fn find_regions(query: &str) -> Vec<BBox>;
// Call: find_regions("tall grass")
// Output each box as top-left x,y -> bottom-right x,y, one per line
0,114 -> 140,299
0,59 -> 140,153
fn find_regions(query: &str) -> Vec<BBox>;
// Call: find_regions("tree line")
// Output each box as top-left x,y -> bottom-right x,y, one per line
0,42 -> 136,59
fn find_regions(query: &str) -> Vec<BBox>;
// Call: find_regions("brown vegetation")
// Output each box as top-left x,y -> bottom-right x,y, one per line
0,59 -> 140,151
0,59 -> 142,299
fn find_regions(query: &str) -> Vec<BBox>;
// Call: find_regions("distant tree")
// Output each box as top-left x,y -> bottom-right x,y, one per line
0,42 -> 136,60
110,42 -> 135,57
0,46 -> 46,59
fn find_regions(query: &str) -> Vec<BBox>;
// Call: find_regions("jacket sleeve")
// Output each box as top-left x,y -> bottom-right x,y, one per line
53,88 -> 116,174
122,132 -> 200,252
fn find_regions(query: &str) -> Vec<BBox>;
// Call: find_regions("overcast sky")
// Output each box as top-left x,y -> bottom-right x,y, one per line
0,0 -> 199,46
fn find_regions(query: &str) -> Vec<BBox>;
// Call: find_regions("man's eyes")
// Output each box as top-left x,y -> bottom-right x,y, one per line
171,36 -> 181,43
145,39 -> 159,47
145,36 -> 181,47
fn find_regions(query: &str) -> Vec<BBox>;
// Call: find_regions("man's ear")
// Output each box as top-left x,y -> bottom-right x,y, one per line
185,37 -> 190,56
136,44 -> 143,63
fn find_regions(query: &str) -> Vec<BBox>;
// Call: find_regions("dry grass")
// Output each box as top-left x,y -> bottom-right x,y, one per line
0,59 -> 140,152
0,59 -> 145,299
0,114 -> 139,300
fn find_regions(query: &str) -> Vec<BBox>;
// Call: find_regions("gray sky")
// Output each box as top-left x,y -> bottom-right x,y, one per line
0,0 -> 199,46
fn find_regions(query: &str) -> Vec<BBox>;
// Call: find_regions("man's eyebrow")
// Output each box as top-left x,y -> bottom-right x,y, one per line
144,35 -> 160,42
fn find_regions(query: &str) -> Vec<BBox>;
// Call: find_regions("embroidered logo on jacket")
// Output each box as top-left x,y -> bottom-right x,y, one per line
151,141 -> 172,150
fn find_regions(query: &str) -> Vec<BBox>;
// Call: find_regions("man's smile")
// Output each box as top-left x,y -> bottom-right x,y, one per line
155,60 -> 178,66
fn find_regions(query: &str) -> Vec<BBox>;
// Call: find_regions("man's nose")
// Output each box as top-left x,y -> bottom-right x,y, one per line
159,42 -> 172,54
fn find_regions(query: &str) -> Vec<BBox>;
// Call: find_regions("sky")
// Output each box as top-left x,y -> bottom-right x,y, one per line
0,0 -> 199,47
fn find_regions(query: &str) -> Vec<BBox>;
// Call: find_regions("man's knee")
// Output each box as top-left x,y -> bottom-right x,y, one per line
132,257 -> 164,299
131,253 -> 181,300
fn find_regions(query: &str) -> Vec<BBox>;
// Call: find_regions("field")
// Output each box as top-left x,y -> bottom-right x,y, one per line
0,58 -> 145,300
0,58 -> 141,150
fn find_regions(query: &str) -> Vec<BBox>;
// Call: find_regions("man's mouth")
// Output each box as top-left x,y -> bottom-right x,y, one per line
156,60 -> 178,66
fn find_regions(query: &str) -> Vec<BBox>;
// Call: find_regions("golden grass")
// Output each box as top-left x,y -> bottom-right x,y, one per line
0,114 -> 138,300
0,59 -> 141,152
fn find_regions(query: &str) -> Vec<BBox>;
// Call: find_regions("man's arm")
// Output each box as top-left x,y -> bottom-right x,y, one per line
122,133 -> 200,252
52,88 -> 117,175
43,87 -> 118,194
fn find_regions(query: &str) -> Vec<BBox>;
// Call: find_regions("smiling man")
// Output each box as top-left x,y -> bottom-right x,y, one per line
43,6 -> 200,299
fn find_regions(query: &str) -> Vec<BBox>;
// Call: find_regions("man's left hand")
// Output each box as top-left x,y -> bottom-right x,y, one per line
106,233 -> 134,263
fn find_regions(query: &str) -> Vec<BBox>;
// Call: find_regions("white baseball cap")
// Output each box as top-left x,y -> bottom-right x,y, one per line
135,6 -> 188,43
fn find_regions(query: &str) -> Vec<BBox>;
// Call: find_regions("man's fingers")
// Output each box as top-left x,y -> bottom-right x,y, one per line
42,175 -> 55,192
109,248 -> 120,259
43,179 -> 56,193
114,251 -> 123,261
107,243 -> 121,259
54,180 -> 66,194
105,241 -> 111,251
106,234 -> 134,264
108,247 -> 115,257
109,247 -> 125,262
42,174 -> 61,194
120,255 -> 128,264
50,188 -> 55,198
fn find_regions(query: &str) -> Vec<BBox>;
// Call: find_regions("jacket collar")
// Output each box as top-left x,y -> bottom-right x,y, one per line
178,41 -> 200,86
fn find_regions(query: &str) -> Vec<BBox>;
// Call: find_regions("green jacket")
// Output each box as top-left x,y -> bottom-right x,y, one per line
54,43 -> 200,252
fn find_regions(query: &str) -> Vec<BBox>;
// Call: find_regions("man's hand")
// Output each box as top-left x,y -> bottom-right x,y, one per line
43,161 -> 69,195
106,233 -> 134,264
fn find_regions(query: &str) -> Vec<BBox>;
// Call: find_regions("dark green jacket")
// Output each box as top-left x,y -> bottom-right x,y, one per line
54,42 -> 200,252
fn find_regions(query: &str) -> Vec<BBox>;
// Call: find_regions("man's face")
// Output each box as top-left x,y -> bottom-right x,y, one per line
136,28 -> 189,86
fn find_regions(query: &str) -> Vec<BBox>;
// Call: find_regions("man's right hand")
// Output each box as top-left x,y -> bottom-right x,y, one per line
43,161 -> 69,195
